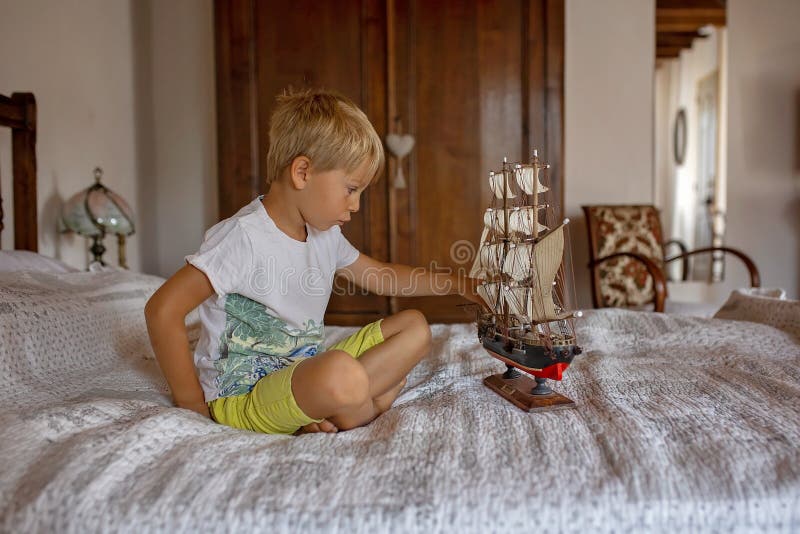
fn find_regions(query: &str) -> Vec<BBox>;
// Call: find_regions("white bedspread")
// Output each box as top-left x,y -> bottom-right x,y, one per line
0,270 -> 798,533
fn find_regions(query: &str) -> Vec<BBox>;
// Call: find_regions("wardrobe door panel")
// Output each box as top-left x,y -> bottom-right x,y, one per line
389,0 -> 562,323
217,0 -> 390,324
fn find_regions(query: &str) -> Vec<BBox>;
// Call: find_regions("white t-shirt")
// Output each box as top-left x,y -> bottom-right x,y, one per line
186,197 -> 360,402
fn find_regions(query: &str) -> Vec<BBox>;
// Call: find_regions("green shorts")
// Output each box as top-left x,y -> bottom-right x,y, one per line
208,319 -> 384,435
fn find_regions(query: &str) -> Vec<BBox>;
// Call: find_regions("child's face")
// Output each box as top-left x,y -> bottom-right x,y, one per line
301,158 -> 373,231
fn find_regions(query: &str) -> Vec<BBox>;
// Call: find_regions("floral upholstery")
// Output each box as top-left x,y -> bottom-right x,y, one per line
584,205 -> 665,308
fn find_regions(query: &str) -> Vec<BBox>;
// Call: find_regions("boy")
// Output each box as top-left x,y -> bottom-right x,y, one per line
145,89 -> 482,435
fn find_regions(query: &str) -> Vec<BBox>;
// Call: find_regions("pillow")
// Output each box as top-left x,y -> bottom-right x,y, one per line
0,250 -> 79,273
714,287 -> 799,337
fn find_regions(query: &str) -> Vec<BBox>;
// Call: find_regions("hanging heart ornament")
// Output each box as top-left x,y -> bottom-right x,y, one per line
386,133 -> 415,159
386,133 -> 415,189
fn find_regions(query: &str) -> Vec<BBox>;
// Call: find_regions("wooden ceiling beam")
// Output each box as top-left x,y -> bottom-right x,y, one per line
657,8 -> 726,19
655,0 -> 725,59
657,46 -> 684,58
657,31 -> 704,48
656,0 -> 725,32
656,20 -> 723,32
657,0 -> 725,9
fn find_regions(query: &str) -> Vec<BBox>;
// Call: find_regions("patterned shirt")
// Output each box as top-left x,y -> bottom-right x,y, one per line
186,197 -> 360,401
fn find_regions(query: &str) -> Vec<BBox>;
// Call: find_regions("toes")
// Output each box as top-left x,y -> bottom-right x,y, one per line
319,419 -> 338,433
295,420 -> 338,435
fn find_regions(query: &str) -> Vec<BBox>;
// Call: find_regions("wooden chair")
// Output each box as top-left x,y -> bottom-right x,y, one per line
582,205 -> 760,312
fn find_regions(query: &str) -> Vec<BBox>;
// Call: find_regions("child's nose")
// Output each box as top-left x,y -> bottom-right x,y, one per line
348,195 -> 360,212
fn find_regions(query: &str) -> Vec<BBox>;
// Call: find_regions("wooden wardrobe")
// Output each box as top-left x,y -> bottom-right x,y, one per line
215,0 -> 564,325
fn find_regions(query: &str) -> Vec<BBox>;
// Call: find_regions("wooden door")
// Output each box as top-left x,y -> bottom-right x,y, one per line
388,0 -> 564,322
215,0 -> 563,325
216,0 -> 390,325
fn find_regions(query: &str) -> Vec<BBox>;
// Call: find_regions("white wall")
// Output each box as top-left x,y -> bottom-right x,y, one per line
133,0 -> 217,277
0,0 -> 141,270
726,0 -> 800,298
0,0 -> 216,277
564,0 -> 655,308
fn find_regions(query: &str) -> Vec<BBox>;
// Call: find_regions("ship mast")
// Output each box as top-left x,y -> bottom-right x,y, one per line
531,149 -> 540,240
501,157 -> 510,336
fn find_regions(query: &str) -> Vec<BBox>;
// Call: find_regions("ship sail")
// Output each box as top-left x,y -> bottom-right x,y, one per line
476,242 -> 505,277
501,243 -> 533,281
475,224 -> 567,323
483,207 -> 548,235
527,224 -> 565,322
473,224 -> 564,282
489,171 -> 516,199
469,228 -> 490,279
515,165 -> 549,195
478,281 -> 529,317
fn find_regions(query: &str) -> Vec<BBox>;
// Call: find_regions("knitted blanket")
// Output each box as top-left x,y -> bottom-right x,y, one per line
0,270 -> 798,532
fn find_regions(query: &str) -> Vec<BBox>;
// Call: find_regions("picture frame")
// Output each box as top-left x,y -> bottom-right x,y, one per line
673,108 -> 687,165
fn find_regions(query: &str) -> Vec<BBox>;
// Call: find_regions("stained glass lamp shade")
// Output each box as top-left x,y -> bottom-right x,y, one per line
60,167 -> 135,268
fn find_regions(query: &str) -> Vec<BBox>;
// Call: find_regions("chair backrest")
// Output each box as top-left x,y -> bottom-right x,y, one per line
582,205 -> 666,308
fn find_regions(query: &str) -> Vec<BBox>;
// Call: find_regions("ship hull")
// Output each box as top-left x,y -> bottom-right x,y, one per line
481,336 -> 581,380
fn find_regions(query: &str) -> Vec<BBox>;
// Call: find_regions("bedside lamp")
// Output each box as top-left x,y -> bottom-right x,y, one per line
60,167 -> 135,268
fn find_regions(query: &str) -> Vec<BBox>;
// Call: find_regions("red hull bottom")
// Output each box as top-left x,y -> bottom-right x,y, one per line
485,349 -> 570,380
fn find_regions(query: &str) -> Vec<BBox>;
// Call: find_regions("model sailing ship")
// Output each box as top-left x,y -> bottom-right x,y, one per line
469,150 -> 583,411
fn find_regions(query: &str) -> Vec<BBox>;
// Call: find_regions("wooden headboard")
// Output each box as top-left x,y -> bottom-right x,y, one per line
0,92 -> 38,251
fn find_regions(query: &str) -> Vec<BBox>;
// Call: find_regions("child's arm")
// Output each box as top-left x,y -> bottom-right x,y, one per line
144,265 -> 215,418
337,253 -> 484,305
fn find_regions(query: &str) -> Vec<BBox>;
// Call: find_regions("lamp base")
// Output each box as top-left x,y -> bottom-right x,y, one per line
117,234 -> 128,269
90,235 -> 106,266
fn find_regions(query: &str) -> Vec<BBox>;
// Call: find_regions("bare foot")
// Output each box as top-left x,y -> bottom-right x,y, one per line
294,418 -> 338,435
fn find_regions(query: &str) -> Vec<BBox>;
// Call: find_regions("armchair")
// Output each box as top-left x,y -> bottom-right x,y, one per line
581,205 -> 760,312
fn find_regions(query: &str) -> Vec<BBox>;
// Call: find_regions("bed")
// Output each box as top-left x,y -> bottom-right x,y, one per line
1,94 -> 799,532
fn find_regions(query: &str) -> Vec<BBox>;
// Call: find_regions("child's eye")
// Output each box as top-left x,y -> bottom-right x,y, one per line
347,187 -> 358,195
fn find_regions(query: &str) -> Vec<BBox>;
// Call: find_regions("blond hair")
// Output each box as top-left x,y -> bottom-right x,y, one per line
265,88 -> 384,187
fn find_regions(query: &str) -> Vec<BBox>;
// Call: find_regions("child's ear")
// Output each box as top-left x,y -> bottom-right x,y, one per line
289,156 -> 312,190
